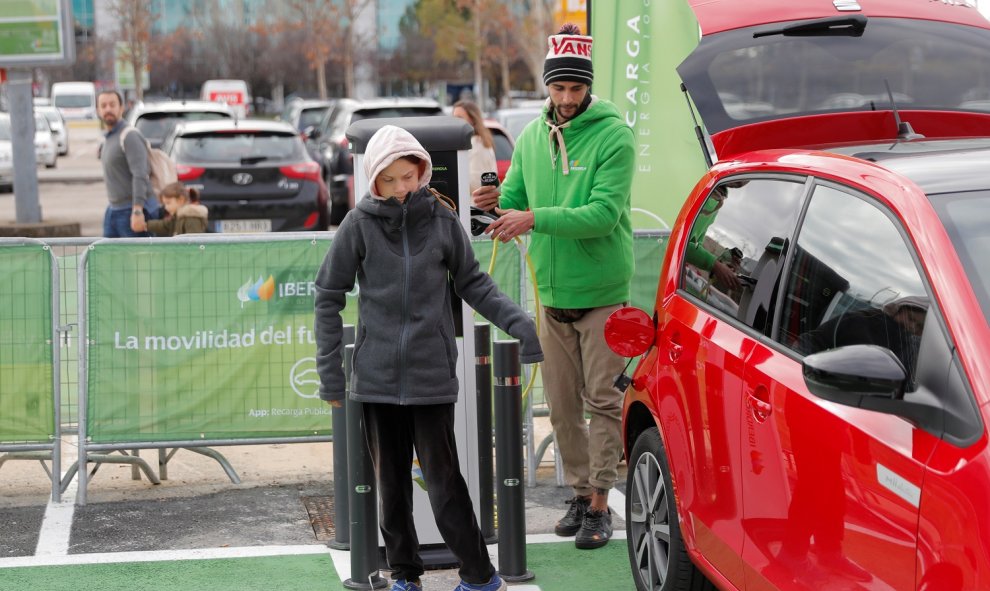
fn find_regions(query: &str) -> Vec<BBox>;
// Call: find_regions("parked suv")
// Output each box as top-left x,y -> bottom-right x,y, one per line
162,119 -> 329,233
126,100 -> 234,149
601,2 -> 990,591
306,97 -> 443,225
281,99 -> 336,134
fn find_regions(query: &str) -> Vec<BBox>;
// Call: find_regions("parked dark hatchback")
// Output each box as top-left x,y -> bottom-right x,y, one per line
306,97 -> 443,225
163,119 -> 328,232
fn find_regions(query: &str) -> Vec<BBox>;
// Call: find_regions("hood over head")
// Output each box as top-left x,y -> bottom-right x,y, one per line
364,125 -> 432,199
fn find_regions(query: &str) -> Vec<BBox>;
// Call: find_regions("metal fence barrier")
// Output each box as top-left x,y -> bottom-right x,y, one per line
0,231 -> 667,506
0,238 -> 60,502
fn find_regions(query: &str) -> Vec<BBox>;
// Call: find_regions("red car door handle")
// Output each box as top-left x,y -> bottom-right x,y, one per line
747,387 -> 772,423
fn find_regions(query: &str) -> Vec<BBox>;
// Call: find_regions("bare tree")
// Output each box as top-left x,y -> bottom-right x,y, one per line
278,0 -> 343,99
106,0 -> 157,101
382,2 -> 442,93
340,0 -> 375,97
416,0 -> 510,105
506,0 -> 556,95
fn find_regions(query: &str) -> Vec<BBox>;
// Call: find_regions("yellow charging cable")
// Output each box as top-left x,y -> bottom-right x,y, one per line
488,236 -> 541,408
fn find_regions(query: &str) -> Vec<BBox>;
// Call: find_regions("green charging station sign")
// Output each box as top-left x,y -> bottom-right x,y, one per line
0,0 -> 74,67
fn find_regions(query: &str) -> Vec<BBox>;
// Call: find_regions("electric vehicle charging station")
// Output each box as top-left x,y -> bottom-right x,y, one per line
346,116 -> 481,565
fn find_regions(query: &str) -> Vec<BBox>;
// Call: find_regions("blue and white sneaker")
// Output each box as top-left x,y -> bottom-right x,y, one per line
391,579 -> 423,591
453,574 -> 506,591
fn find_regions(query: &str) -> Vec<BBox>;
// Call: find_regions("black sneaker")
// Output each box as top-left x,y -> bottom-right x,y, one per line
554,496 -> 590,537
575,508 -> 612,549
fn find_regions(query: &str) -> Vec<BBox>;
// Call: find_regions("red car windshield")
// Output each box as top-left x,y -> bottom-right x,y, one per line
679,17 -> 990,135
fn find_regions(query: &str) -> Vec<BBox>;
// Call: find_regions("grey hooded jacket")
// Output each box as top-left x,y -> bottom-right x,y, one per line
314,189 -> 543,404
314,127 -> 542,405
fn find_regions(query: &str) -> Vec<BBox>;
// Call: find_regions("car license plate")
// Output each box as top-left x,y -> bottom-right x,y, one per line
217,219 -> 272,233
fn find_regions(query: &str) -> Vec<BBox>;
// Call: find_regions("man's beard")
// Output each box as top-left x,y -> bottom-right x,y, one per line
553,103 -> 577,122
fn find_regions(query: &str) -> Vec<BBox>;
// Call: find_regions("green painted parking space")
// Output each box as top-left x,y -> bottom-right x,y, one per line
0,541 -> 632,591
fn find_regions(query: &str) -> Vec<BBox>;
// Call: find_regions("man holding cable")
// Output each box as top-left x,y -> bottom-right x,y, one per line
472,23 -> 635,550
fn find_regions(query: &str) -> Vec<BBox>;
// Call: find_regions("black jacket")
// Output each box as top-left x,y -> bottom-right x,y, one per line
314,188 -> 542,404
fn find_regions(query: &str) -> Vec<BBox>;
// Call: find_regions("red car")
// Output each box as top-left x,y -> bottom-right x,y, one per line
603,2 -> 990,590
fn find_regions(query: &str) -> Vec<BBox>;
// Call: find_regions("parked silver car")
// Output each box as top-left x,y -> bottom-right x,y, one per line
36,106 -> 69,155
125,99 -> 235,149
33,113 -> 58,168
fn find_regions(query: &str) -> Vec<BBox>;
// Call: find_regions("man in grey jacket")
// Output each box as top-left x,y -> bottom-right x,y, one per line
97,90 -> 158,237
314,125 -> 541,591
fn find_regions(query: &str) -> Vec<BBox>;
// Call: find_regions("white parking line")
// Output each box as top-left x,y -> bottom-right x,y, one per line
0,544 -> 329,569
33,473 -> 77,556
609,488 -> 626,518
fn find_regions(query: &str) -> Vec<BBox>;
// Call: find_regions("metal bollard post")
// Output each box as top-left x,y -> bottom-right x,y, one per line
343,343 -> 387,590
494,340 -> 534,582
475,323 -> 496,543
330,325 -> 356,550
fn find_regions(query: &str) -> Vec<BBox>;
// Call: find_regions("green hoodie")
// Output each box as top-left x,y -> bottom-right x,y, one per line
500,97 -> 635,309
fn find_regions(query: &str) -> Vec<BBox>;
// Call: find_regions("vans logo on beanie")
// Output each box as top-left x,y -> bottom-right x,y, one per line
543,23 -> 594,87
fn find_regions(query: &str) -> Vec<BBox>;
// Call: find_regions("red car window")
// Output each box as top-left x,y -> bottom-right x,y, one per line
680,177 -> 806,334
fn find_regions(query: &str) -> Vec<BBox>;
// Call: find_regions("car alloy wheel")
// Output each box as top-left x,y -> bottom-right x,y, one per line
627,427 -> 713,591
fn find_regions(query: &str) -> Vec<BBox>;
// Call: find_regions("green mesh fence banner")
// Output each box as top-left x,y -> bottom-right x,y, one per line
0,243 -> 55,443
82,234 -> 660,444
85,240 -> 339,443
470,238 -> 522,305
83,238 -> 522,444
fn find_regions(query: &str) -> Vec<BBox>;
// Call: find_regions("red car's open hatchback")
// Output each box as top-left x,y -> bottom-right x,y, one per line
604,1 -> 990,590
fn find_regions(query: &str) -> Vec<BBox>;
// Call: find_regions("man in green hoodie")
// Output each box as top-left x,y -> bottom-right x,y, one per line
473,23 -> 635,550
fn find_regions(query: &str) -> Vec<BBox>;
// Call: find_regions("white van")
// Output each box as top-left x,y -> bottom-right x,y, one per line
200,79 -> 251,119
51,81 -> 97,120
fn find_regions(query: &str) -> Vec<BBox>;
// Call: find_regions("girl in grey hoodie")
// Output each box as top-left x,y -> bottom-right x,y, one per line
314,125 -> 542,591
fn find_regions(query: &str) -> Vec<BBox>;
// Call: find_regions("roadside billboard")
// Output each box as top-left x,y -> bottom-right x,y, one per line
0,0 -> 75,68
114,41 -> 150,91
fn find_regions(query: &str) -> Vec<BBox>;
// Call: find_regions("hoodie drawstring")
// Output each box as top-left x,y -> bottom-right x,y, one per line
546,117 -> 573,176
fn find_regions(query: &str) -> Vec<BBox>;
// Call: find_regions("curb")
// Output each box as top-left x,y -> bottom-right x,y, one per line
37,174 -> 103,185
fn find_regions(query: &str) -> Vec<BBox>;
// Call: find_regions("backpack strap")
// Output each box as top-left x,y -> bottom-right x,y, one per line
428,187 -> 456,212
119,126 -> 148,150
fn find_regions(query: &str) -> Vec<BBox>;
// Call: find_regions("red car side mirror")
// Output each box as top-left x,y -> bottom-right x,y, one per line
604,307 -> 655,358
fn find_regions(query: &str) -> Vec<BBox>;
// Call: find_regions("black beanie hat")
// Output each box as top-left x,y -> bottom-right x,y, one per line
543,24 -> 593,87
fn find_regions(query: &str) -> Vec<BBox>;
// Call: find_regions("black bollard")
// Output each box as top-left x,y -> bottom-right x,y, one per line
475,323 -> 496,543
493,340 -> 534,582
330,325 -> 356,550
343,343 -> 387,590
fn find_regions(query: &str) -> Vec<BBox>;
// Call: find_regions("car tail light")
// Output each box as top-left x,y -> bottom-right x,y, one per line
177,165 -> 205,181
280,161 -> 321,182
303,211 -> 320,229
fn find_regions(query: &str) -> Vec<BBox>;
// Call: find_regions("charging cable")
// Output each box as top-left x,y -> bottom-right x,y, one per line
487,233 -> 542,409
